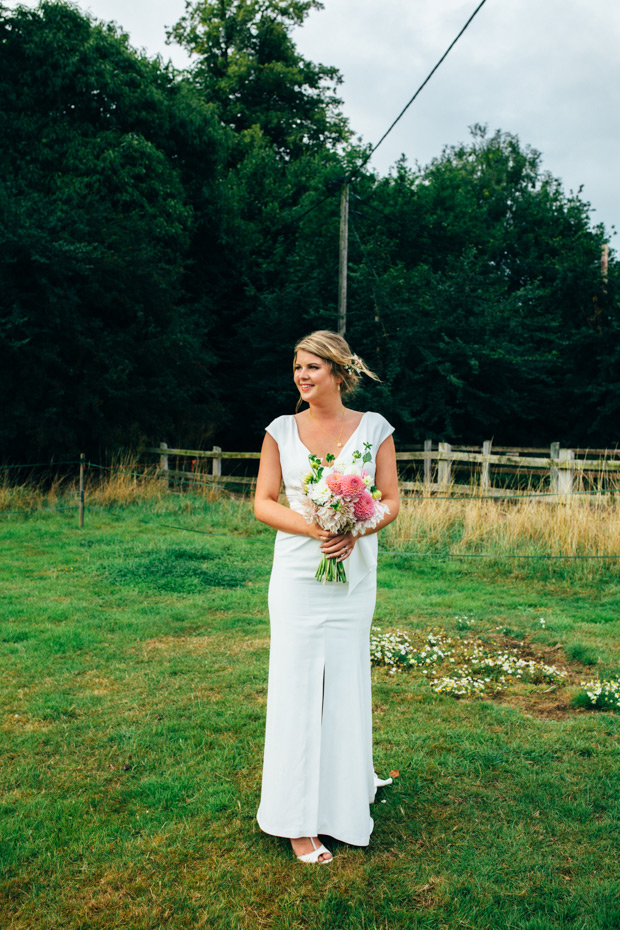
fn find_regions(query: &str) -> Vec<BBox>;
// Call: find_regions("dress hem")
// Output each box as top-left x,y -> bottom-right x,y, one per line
257,815 -> 374,848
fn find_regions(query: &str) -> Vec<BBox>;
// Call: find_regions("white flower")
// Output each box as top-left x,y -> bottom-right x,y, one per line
309,480 -> 331,505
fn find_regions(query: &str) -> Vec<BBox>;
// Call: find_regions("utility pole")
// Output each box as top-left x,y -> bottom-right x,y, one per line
337,183 -> 349,336
601,243 -> 609,282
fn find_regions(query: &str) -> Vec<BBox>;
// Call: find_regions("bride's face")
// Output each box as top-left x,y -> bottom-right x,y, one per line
294,350 -> 340,403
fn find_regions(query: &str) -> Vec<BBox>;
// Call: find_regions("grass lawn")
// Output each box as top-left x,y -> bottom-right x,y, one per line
1,497 -> 619,930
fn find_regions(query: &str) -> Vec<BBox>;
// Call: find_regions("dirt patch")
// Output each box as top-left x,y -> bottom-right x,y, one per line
496,688 -> 585,720
482,632 -> 597,719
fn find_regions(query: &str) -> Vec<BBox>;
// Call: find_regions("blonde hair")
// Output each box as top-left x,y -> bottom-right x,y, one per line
294,330 -> 380,405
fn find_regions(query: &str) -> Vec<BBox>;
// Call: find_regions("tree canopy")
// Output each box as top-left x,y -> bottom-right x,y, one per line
169,0 -> 350,158
0,1 -> 618,461
341,127 -> 617,444
0,1 -> 233,454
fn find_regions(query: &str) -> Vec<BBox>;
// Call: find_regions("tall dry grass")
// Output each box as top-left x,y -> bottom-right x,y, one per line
0,454 -> 225,512
3,458 -> 620,569
0,472 -> 73,512
85,456 -> 165,507
385,492 -> 620,560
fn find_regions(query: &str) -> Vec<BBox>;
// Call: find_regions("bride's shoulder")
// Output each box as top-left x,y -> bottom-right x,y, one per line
265,413 -> 296,441
361,411 -> 395,442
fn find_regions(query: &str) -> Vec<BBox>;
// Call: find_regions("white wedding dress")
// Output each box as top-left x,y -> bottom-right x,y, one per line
256,411 -> 394,846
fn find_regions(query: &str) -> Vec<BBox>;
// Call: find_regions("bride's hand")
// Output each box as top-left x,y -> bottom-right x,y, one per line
320,531 -> 356,561
307,523 -> 337,543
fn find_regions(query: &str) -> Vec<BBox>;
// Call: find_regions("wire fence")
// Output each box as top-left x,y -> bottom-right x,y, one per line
2,454 -> 620,563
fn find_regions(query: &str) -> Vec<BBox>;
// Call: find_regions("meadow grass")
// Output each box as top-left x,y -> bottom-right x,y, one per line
1,490 -> 620,930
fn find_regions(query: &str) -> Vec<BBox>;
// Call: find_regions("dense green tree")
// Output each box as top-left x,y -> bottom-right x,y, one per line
1,2 -> 618,460
0,1 -> 232,458
342,128 -> 618,444
169,0 -> 350,158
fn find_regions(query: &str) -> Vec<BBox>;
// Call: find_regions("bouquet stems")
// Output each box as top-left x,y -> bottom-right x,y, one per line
315,553 -> 348,584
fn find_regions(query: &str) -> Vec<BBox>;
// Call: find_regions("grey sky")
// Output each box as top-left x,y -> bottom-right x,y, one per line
5,0 -> 620,241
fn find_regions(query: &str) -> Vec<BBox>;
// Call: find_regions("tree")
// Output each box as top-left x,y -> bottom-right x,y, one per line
0,1 -> 232,458
342,127 -> 618,444
3,2 -> 617,458
169,0 -> 350,158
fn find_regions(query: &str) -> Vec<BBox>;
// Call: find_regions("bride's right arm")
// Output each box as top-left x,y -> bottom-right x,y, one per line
254,433 -> 323,539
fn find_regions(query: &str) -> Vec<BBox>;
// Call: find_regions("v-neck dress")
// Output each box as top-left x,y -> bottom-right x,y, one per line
256,411 -> 394,846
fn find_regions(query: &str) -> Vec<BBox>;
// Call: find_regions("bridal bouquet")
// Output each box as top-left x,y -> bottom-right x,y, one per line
301,443 -> 389,583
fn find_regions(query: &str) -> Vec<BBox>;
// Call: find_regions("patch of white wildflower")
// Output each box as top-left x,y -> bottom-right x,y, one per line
370,628 -> 451,676
370,618 -> 567,699
580,678 -> 620,710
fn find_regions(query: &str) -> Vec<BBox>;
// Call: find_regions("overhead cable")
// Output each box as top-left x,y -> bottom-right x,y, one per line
356,0 -> 491,175
291,0 -> 491,224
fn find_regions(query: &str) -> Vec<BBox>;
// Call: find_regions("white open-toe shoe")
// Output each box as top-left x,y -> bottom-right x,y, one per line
295,837 -> 333,864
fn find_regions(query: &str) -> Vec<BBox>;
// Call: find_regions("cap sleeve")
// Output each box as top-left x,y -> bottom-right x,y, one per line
265,415 -> 289,446
370,412 -> 395,449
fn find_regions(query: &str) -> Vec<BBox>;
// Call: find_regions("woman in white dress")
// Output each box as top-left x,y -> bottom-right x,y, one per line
254,330 -> 399,863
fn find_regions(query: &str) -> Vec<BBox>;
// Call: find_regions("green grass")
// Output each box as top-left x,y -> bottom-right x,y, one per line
1,497 -> 620,930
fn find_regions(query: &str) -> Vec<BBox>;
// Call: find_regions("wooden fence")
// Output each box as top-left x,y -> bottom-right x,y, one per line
148,441 -> 620,499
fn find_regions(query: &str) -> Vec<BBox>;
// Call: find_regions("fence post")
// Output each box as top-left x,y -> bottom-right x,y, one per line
549,442 -> 560,494
558,448 -> 575,496
423,439 -> 433,488
159,442 -> 169,487
79,453 -> 85,528
481,440 -> 492,494
438,442 -> 452,490
212,446 -> 222,480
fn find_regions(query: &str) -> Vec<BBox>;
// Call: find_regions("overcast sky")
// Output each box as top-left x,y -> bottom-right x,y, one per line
5,0 -> 619,241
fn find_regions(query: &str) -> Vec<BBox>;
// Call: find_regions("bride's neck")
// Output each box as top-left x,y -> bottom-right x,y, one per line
308,399 -> 345,419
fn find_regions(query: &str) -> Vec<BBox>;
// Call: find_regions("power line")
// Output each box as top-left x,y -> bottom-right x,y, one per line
290,0 -> 491,225
290,187 -> 340,226
351,191 -> 408,232
356,0 -> 491,175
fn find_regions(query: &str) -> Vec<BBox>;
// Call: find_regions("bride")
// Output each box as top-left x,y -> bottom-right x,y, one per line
254,330 -> 399,863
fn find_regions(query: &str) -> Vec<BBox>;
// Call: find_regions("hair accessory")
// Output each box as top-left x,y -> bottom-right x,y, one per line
345,354 -> 363,375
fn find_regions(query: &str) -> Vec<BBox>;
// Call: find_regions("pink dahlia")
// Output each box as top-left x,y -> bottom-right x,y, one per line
340,473 -> 366,500
326,472 -> 343,495
353,490 -> 376,521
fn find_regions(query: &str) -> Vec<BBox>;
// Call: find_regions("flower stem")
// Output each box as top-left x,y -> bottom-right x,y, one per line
315,554 -> 347,584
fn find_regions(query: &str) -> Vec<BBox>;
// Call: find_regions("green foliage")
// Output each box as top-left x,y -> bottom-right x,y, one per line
169,0 -> 350,157
1,3 -> 619,459
0,1 -> 232,456
345,127 -> 619,443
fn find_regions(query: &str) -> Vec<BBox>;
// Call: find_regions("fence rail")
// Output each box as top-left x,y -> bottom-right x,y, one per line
147,441 -> 620,498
